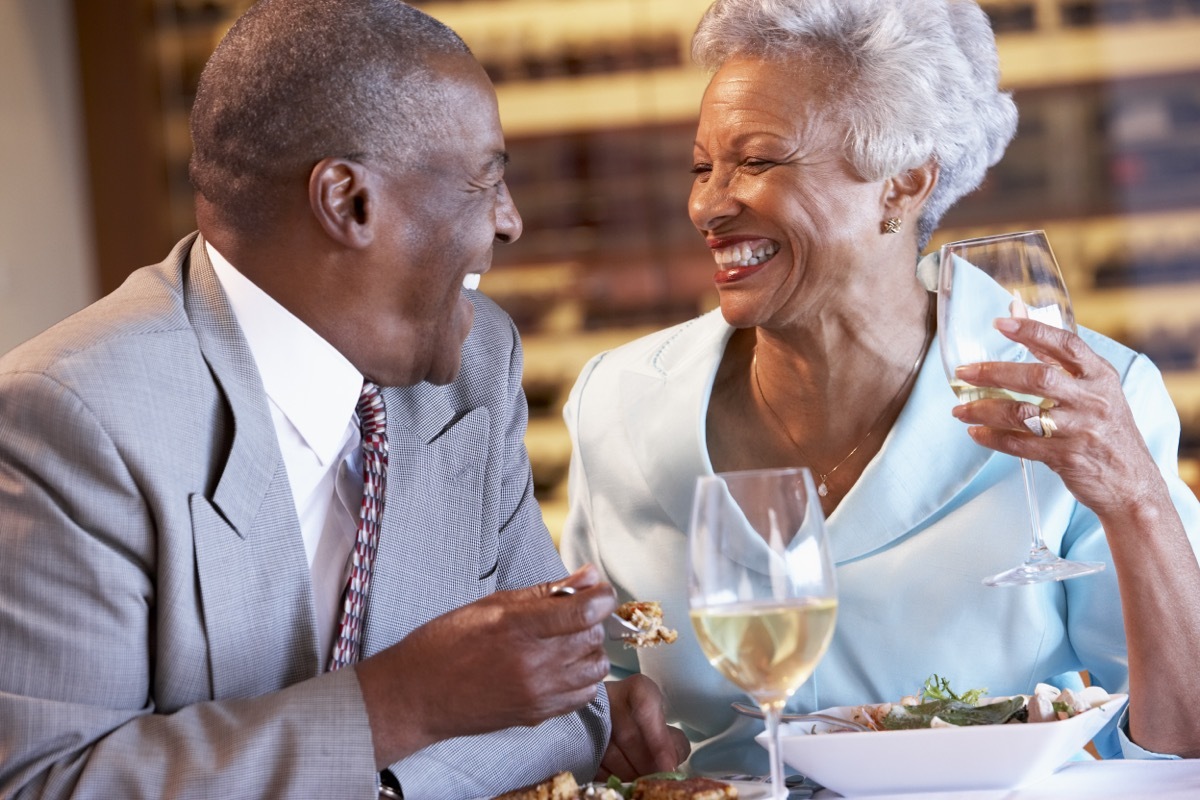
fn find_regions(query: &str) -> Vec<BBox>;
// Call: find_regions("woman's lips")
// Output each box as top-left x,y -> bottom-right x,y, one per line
714,262 -> 768,284
708,237 -> 780,285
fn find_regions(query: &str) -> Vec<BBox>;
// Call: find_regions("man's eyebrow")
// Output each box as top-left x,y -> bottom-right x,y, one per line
487,152 -> 510,171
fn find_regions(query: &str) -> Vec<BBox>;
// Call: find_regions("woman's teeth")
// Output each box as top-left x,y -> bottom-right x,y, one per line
713,242 -> 779,267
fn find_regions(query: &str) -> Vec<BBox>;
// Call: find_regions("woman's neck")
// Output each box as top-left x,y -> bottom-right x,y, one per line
707,286 -> 935,510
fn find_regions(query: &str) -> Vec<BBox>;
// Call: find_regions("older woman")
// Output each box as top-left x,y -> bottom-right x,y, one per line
561,0 -> 1200,778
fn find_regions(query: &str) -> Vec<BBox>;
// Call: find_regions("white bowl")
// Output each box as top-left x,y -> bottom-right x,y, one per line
756,694 -> 1128,796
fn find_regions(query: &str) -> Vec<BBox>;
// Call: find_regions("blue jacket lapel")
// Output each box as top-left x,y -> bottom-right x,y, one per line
822,334 -> 996,564
618,312 -> 997,566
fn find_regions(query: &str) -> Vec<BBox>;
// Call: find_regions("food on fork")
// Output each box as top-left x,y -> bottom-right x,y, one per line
617,600 -> 678,648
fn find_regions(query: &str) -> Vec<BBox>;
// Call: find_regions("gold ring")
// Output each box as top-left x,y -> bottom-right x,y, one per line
1039,408 -> 1057,439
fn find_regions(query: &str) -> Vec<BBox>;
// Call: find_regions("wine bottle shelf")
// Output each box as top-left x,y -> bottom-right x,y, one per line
87,0 -> 1200,529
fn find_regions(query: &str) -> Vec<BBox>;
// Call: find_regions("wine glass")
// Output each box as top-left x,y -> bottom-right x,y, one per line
937,229 -> 1105,587
687,467 -> 837,800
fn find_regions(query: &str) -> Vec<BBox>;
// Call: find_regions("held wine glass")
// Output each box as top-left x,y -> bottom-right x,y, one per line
687,467 -> 837,800
938,229 -> 1105,587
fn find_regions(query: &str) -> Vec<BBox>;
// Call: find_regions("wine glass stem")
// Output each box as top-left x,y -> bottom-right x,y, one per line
1019,457 -> 1048,552
762,701 -> 787,800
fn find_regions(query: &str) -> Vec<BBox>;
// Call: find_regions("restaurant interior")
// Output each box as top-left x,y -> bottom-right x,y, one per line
7,0 -> 1200,541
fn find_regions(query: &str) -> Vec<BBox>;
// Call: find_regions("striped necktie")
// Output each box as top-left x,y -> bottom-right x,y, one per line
330,381 -> 388,670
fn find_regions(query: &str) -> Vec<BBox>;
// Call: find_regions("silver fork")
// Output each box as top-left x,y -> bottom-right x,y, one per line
730,701 -> 872,732
550,584 -> 642,640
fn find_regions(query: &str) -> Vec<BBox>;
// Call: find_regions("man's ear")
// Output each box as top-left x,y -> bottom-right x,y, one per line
309,157 -> 375,248
883,159 -> 939,221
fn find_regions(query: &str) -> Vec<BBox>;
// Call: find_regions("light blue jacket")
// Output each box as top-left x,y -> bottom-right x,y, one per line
561,307 -> 1200,776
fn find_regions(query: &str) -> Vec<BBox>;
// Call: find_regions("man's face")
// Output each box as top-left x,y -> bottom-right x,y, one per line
347,54 -> 522,387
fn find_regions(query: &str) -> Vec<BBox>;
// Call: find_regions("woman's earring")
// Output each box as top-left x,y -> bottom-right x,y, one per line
882,217 -> 902,234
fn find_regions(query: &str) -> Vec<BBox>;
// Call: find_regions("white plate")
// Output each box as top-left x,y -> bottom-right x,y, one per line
756,694 -> 1128,797
722,779 -> 776,799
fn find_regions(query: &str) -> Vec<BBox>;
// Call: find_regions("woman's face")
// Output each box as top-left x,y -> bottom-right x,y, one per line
689,56 -> 889,329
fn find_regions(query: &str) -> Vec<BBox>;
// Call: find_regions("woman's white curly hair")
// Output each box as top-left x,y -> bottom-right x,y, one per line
692,0 -> 1018,251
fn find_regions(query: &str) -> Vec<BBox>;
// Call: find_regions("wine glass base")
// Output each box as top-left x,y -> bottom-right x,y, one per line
983,549 -> 1105,587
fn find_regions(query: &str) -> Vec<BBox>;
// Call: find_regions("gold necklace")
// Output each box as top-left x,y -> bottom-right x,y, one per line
751,299 -> 935,498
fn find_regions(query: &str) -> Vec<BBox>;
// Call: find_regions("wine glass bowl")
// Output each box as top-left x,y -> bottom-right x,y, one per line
687,467 -> 837,799
937,230 -> 1105,587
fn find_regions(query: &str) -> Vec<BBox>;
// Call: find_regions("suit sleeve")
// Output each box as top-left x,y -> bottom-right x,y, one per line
0,369 -> 380,799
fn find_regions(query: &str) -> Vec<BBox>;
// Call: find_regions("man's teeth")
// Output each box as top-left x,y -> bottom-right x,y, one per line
714,242 -> 779,267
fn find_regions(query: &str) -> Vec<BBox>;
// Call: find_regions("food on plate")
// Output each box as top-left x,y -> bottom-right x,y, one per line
492,771 -> 582,800
847,674 -> 1113,732
629,777 -> 738,799
617,600 -> 678,648
492,772 -> 738,800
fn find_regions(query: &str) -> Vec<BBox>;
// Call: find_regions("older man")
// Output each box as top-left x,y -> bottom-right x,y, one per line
0,1 -> 684,797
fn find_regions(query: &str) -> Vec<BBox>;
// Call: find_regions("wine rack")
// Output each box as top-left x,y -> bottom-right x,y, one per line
81,0 -> 1200,530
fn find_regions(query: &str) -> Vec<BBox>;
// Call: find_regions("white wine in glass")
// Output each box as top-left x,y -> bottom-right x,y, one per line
938,229 -> 1105,587
688,467 -> 837,800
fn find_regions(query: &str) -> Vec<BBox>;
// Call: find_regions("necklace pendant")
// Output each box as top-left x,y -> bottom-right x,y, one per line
817,481 -> 829,497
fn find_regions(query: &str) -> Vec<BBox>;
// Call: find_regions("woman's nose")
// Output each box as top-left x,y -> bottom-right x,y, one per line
689,175 -> 738,233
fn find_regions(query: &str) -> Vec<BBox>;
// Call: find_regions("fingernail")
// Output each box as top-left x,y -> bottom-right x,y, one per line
955,364 -> 978,379
994,317 -> 1019,332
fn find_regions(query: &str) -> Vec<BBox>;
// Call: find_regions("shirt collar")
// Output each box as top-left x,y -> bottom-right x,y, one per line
207,241 -> 363,466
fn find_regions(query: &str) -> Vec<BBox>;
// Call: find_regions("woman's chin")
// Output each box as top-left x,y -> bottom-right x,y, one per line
715,297 -> 767,330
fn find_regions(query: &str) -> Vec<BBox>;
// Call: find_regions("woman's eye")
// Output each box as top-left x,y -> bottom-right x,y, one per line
743,159 -> 773,170
690,162 -> 712,175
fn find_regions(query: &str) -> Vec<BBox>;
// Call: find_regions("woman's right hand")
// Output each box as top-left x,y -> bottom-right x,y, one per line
951,316 -> 1168,517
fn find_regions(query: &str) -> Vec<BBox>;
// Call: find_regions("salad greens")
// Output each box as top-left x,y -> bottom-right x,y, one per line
877,675 -> 1028,731
602,771 -> 686,799
920,674 -> 987,706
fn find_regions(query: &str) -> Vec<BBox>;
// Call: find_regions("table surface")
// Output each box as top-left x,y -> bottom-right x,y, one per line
810,758 -> 1200,799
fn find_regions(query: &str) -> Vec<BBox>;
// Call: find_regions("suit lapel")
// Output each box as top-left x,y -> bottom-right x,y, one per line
182,236 -> 320,696
184,238 -> 285,536
361,382 -> 492,655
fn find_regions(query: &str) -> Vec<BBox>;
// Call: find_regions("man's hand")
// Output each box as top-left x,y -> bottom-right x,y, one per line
356,564 -> 616,767
597,674 -> 691,781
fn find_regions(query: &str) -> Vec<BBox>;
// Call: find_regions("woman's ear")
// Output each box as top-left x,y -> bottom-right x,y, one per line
883,159 -> 940,221
309,157 -> 375,248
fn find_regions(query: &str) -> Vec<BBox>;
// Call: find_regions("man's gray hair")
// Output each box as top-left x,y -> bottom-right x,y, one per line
692,0 -> 1017,251
189,0 -> 470,233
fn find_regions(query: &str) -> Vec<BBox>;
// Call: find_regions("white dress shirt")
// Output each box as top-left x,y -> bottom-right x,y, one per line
208,242 -> 363,667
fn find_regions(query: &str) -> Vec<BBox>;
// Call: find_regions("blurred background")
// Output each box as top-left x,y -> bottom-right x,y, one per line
4,0 -> 1200,539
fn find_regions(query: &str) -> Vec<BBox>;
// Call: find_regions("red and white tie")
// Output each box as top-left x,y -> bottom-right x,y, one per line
330,381 -> 388,671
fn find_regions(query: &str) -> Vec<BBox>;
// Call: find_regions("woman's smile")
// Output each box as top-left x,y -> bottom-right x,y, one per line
708,237 -> 780,284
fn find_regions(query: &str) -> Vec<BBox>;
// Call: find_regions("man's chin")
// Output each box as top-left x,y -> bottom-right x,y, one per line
426,304 -> 473,386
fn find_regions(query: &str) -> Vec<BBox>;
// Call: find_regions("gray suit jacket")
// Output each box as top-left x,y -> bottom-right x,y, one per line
0,234 -> 609,799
